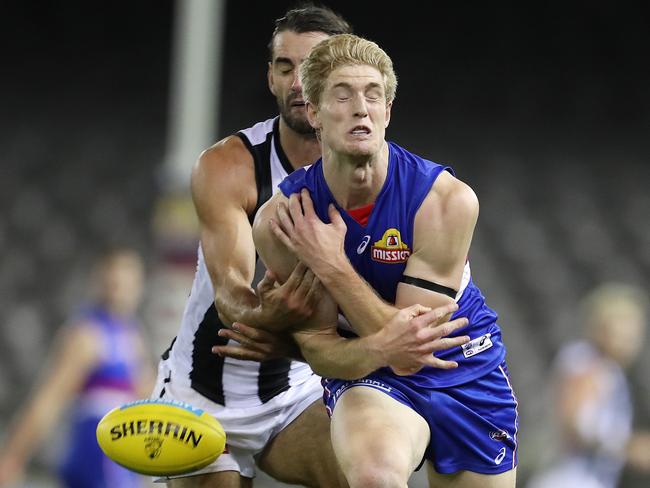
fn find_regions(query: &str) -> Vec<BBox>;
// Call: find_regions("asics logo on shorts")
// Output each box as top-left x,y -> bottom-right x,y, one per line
494,447 -> 507,465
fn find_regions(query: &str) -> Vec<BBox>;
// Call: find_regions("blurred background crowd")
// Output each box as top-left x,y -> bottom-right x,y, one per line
1,1 -> 648,487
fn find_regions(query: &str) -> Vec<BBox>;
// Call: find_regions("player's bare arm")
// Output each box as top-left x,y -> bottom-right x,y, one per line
396,170 -> 479,310
192,137 -> 319,331
0,323 -> 102,485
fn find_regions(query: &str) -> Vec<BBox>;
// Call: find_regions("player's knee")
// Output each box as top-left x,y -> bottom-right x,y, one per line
345,460 -> 408,488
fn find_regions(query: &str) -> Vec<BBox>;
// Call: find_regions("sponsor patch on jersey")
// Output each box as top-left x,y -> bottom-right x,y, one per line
461,333 -> 493,358
371,228 -> 411,263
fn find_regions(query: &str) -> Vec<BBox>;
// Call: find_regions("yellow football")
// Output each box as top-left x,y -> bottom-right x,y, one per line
96,398 -> 226,476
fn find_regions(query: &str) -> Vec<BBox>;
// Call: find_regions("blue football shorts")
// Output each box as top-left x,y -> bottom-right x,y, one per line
59,416 -> 141,488
323,360 -> 519,475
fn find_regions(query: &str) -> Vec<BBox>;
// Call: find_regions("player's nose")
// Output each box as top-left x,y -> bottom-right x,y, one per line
351,95 -> 368,117
291,71 -> 302,91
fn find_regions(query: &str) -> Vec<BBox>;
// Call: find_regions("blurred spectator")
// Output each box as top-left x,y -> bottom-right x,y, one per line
527,283 -> 650,488
0,248 -> 155,488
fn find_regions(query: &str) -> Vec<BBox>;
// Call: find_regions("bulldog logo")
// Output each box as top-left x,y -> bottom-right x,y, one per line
371,228 -> 411,263
144,436 -> 164,459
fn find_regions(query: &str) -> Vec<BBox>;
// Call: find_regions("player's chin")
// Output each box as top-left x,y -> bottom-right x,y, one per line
284,113 -> 314,135
345,143 -> 378,158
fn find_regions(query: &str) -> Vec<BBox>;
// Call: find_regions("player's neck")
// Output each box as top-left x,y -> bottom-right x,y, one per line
278,117 -> 321,170
322,142 -> 389,209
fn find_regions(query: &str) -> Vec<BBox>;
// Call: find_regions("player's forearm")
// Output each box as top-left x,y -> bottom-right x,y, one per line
6,386 -> 68,462
313,257 -> 396,336
213,272 -> 286,330
214,285 -> 258,326
295,331 -> 385,380
216,286 -> 298,334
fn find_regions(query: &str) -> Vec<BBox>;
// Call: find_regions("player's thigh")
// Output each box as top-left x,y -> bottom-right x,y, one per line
166,471 -> 252,488
257,399 -> 347,488
331,386 -> 430,478
426,463 -> 517,488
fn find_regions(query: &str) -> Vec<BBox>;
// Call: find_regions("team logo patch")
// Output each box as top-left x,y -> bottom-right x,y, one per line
371,228 -> 411,263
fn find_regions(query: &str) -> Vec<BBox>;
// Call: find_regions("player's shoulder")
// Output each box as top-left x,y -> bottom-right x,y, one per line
554,340 -> 599,376
425,170 -> 479,225
236,117 -> 276,146
195,134 -> 253,177
191,134 -> 257,204
391,142 -> 477,212
57,318 -> 106,359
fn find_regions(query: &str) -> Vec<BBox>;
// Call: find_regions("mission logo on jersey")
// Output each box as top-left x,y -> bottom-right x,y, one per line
371,228 -> 411,263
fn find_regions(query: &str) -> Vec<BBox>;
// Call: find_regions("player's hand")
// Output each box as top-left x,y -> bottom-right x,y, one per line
375,302 -> 470,376
212,322 -> 302,362
270,188 -> 348,276
255,262 -> 322,328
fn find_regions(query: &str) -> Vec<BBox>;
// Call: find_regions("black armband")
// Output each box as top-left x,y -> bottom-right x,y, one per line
400,275 -> 457,299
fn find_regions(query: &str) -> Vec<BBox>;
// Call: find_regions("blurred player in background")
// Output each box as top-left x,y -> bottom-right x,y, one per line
151,6 -> 352,488
527,283 -> 650,488
0,247 -> 154,488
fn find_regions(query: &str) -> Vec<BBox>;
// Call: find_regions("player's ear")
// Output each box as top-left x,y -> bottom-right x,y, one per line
306,102 -> 321,129
385,101 -> 392,128
267,62 -> 276,95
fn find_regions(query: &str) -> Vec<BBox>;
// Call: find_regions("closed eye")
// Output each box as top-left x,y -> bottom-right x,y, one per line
333,86 -> 352,101
365,90 -> 383,102
274,58 -> 295,76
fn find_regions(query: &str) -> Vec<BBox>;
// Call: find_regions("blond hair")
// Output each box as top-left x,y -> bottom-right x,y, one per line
300,34 -> 397,107
581,282 -> 647,332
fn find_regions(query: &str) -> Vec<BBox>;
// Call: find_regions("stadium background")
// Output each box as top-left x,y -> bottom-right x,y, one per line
1,1 -> 648,486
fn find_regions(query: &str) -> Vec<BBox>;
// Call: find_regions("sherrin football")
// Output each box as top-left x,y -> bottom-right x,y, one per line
96,398 -> 226,476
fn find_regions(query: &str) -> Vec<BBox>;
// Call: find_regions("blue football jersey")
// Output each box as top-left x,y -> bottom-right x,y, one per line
79,306 -> 141,394
280,141 -> 506,387
60,305 -> 143,488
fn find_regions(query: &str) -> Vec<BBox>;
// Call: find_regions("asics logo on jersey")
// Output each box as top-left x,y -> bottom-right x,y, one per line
357,235 -> 371,254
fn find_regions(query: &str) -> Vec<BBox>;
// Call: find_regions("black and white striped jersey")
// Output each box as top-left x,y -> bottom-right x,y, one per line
162,117 -> 316,408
